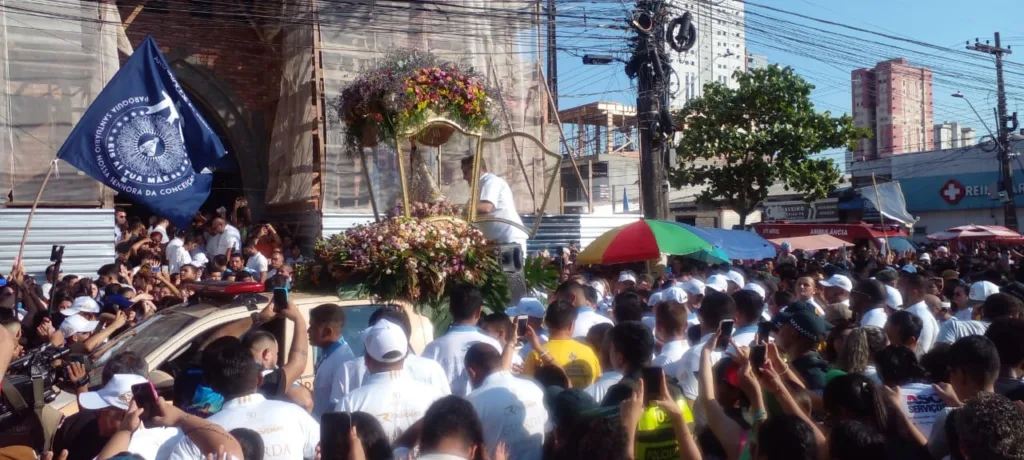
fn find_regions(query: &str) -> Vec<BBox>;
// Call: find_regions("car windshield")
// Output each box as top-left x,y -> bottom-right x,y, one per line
88,309 -> 198,383
338,305 -> 381,357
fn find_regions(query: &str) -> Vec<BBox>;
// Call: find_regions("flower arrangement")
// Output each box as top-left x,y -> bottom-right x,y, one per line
337,49 -> 498,151
387,200 -> 463,219
295,217 -> 509,308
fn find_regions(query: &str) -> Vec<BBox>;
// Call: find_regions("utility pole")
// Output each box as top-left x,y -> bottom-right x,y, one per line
630,0 -> 671,220
969,32 -> 1019,230
546,0 -> 557,119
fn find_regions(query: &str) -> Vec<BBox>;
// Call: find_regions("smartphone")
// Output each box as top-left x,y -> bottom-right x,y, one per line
320,412 -> 352,460
515,315 -> 528,342
273,287 -> 289,312
161,265 -> 169,274
131,382 -> 160,423
50,245 -> 65,263
640,366 -> 664,404
715,319 -> 735,351
757,321 -> 774,345
751,344 -> 767,372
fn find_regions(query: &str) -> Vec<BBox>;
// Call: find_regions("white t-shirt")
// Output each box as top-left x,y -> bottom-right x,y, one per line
652,340 -> 689,367
312,340 -> 356,418
905,301 -> 939,355
937,319 -> 990,344
123,426 -> 180,460
421,326 -> 502,396
475,173 -> 528,245
668,332 -> 723,401
954,307 -> 974,321
584,370 -> 624,404
246,252 -> 269,275
466,371 -> 548,460
572,307 -> 613,339
641,314 -> 656,332
860,307 -> 888,329
336,370 -> 446,443
169,394 -> 318,460
339,353 -> 451,397
169,243 -> 192,275
207,225 -> 241,259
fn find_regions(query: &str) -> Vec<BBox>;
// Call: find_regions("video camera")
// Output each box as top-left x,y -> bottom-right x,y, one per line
0,344 -> 72,431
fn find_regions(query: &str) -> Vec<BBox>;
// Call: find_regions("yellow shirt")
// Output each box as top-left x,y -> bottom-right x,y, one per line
524,338 -> 602,388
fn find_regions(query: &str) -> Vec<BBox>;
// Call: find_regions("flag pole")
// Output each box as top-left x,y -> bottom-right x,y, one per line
871,173 -> 892,257
15,160 -> 57,268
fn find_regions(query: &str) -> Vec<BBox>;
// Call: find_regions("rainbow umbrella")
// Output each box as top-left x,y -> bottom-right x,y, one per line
576,219 -> 715,265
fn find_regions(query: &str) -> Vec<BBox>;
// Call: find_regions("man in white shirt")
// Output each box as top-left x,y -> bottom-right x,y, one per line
206,217 -> 241,260
169,341 -> 319,460
554,282 -> 612,339
422,285 -> 502,396
852,279 -> 889,329
461,156 -> 528,253
465,343 -> 548,460
681,279 -> 705,317
336,320 -> 446,443
308,303 -> 356,418
652,293 -> 689,367
938,292 -> 1021,344
729,290 -> 762,352
74,373 -> 181,460
338,307 -> 450,396
243,241 -> 269,283
669,291 -> 733,403
795,276 -> 825,316
586,321 -> 655,404
168,235 -> 198,275
899,273 -> 939,355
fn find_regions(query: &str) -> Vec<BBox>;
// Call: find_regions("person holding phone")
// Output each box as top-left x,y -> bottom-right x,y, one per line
245,299 -> 309,401
76,374 -> 182,460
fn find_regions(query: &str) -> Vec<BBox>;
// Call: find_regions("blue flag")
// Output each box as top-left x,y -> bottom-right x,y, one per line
622,187 -> 630,212
56,36 -> 225,227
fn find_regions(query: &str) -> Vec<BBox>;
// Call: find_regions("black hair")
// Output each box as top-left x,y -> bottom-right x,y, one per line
903,273 -> 926,292
920,342 -> 952,384
686,324 -> 702,347
464,342 -> 502,377
555,281 -> 586,301
115,242 -> 133,255
235,271 -> 254,282
449,284 -> 484,322
202,340 -> 260,399
212,254 -> 228,269
823,373 -> 890,433
264,274 -> 289,291
828,420 -> 886,460
349,412 -> 394,460
545,300 -> 578,331
612,291 -> 644,323
369,306 -> 413,339
74,278 -> 96,298
607,321 -> 654,371
874,345 -> 927,387
230,428 -> 265,460
241,330 -> 277,352
699,291 -> 737,327
955,393 -> 1024,460
97,264 -> 119,279
478,312 -> 513,341
582,284 -> 600,306
534,364 -> 570,389
420,396 -> 484,456
948,335 -> 1001,389
732,290 -> 763,323
309,303 -> 345,329
755,414 -> 817,460
985,317 -> 1024,368
101,351 -> 149,385
981,292 -> 1023,321
886,310 -> 923,345
560,414 -> 630,460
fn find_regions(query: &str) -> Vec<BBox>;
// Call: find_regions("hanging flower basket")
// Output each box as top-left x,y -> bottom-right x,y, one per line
416,123 -> 455,147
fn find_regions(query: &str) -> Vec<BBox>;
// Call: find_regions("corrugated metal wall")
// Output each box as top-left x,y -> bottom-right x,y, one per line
320,213 -> 376,239
0,209 -> 114,278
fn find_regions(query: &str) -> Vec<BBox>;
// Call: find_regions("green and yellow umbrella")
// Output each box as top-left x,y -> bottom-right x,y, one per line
576,219 -> 715,265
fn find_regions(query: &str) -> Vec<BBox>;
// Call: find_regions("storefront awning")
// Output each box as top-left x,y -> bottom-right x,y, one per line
769,235 -> 853,252
753,223 -> 907,242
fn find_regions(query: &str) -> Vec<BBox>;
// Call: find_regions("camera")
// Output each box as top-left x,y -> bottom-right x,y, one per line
49,245 -> 65,263
0,344 -> 69,432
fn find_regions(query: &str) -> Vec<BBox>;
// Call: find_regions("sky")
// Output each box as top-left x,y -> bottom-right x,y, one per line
552,0 -> 1024,170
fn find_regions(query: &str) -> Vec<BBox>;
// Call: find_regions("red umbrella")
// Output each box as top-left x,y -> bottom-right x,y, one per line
926,225 -> 1024,242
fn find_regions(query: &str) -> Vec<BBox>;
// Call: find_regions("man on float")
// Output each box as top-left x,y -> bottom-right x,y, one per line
461,155 -> 529,255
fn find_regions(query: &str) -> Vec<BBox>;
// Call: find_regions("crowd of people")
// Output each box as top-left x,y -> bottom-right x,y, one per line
3,213 -> 1024,460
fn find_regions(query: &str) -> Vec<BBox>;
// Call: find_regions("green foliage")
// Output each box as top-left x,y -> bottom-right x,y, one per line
523,254 -> 559,294
670,65 -> 871,225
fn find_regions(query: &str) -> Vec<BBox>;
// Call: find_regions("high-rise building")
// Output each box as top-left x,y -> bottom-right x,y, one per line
851,58 -> 934,161
668,0 -> 747,109
746,52 -> 767,71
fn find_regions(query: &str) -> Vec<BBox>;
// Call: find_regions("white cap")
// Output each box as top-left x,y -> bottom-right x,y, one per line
706,274 -> 730,293
884,285 -> 903,309
819,274 -> 853,293
742,282 -> 766,300
647,290 -> 664,306
191,253 -> 210,267
919,253 -> 932,262
725,270 -> 745,287
662,286 -> 688,304
60,313 -> 99,337
680,279 -> 706,296
78,374 -> 148,411
589,281 -> 606,298
969,281 -> 1000,302
936,246 -> 949,254
781,242 -> 792,251
618,271 -> 637,283
64,296 -> 100,316
511,297 -> 546,319
362,320 -> 408,363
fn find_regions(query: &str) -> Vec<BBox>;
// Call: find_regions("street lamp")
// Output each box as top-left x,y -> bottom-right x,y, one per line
951,91 -> 999,144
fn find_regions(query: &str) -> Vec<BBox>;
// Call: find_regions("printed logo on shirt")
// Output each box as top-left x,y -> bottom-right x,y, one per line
906,393 -> 945,414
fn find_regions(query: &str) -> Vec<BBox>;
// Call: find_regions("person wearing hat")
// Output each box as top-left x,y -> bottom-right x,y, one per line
507,296 -> 548,364
938,292 -> 1023,345
819,274 -> 853,307
617,271 -> 638,293
168,340 -> 315,460
773,301 -> 834,391
704,274 -> 730,295
851,279 -> 889,329
465,343 -> 548,460
725,270 -> 745,294
338,320 -> 446,443
958,281 -> 1000,321
776,241 -> 798,266
64,296 -> 101,321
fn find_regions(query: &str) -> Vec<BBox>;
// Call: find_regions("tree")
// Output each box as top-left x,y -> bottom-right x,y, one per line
669,65 -> 869,227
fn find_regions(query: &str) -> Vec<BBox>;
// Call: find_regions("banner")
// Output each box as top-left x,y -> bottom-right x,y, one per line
858,181 -> 916,227
55,36 -> 225,227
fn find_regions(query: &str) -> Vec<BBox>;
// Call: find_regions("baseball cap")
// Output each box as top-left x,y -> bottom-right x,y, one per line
725,270 -> 745,288
680,279 -> 706,296
662,286 -> 688,304
508,297 -> 546,319
647,290 -> 664,307
362,320 -> 408,363
60,314 -> 99,337
705,274 -> 729,293
884,285 -> 903,309
618,271 -> 637,283
543,386 -> 598,430
78,374 -> 149,411
919,253 -> 932,262
64,296 -> 101,316
781,242 -> 792,251
819,274 -> 853,292
901,264 -> 918,274
969,281 -> 1000,302
104,294 -> 134,310
772,301 -> 831,342
742,282 -> 766,301
191,253 -> 210,267
936,246 -> 949,254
